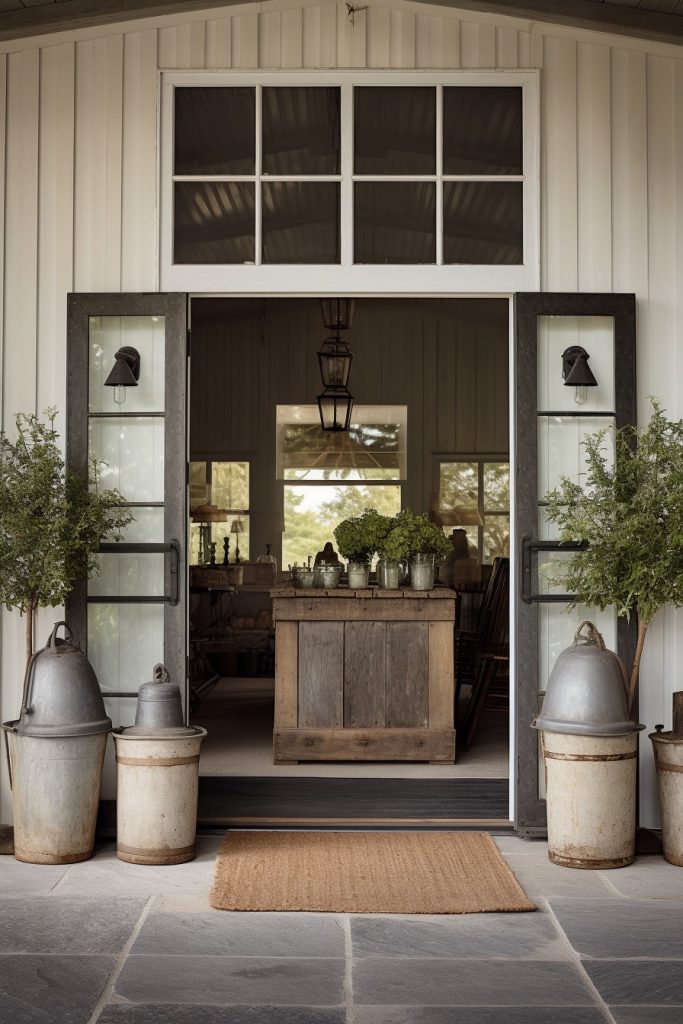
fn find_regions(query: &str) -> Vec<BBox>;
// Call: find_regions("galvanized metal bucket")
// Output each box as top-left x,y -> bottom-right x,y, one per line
113,727 -> 207,865
650,694 -> 683,866
533,621 -> 642,869
2,621 -> 110,865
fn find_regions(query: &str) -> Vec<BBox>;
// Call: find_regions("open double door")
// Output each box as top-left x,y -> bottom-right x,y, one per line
66,291 -> 636,831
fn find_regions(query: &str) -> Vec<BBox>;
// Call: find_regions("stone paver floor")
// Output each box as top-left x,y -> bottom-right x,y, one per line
1,833 -> 682,1024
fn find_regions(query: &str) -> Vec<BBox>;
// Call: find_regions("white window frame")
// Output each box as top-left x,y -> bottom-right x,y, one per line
159,70 -> 540,294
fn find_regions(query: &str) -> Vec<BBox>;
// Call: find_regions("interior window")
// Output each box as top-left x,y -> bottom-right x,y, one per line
190,461 -> 250,565
437,459 -> 510,563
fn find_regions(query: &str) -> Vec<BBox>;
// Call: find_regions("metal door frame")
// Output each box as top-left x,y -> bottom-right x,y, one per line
514,292 -> 637,834
66,292 -> 189,714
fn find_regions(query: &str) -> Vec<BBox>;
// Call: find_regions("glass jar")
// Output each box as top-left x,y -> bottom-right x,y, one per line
377,557 -> 400,590
347,561 -> 370,589
257,543 -> 278,576
410,552 -> 436,591
321,563 -> 341,589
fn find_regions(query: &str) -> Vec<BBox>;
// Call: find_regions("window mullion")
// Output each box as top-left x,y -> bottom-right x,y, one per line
341,82 -> 354,267
436,84 -> 443,267
255,85 -> 262,266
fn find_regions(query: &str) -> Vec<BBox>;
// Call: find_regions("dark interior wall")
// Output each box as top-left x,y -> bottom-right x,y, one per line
190,297 -> 509,562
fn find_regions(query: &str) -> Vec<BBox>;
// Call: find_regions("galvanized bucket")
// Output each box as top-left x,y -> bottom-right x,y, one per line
2,622 -> 110,865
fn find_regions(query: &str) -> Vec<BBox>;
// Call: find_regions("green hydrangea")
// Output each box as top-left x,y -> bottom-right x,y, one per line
381,509 -> 451,562
334,508 -> 393,562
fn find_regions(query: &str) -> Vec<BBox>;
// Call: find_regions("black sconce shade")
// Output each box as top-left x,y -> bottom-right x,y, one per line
317,387 -> 354,432
104,346 -> 141,388
562,346 -> 597,388
318,335 -> 353,388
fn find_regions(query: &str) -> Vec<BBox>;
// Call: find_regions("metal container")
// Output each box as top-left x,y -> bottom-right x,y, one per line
543,730 -> 638,869
532,622 -> 643,870
293,567 -> 315,589
320,564 -> 341,588
534,620 -> 637,736
347,561 -> 370,588
15,621 -> 111,738
2,621 -> 110,864
114,664 -> 206,864
134,664 -> 184,730
650,692 -> 683,866
113,728 -> 207,865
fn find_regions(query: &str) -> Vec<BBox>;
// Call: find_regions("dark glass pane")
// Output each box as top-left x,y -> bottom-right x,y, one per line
443,87 -> 522,175
174,87 -> 255,174
354,182 -> 435,264
262,87 -> 340,175
262,182 -> 340,264
354,87 -> 436,175
443,181 -> 522,265
174,182 -> 255,264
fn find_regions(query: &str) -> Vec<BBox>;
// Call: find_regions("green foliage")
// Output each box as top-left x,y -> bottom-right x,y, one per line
382,508 -> 452,562
0,410 -> 132,623
544,399 -> 683,627
333,508 -> 394,562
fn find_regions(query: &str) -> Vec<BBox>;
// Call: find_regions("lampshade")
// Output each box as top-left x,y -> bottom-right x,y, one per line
230,518 -> 245,535
562,346 -> 597,388
317,335 -> 353,388
431,503 -> 483,527
191,503 -> 227,523
320,298 -> 355,331
104,346 -> 140,388
317,387 -> 354,432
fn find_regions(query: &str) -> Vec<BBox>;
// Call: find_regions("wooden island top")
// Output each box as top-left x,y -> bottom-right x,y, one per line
270,584 -> 457,764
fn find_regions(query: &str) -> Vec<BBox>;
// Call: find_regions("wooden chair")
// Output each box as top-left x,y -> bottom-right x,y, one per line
455,556 -> 509,751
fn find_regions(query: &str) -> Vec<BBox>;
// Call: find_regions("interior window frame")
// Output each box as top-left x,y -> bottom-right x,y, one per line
434,453 -> 510,564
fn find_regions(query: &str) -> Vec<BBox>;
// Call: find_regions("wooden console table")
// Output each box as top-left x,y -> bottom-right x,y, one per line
271,586 -> 457,764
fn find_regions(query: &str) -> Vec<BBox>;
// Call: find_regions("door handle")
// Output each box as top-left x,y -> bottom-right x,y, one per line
520,536 -> 587,604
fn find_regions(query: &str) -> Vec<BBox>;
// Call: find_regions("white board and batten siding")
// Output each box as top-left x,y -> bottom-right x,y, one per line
1,0 -> 683,825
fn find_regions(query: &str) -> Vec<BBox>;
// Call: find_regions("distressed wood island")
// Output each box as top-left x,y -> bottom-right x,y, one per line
271,585 -> 457,763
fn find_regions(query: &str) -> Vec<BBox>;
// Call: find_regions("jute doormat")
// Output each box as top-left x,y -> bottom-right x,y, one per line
210,831 -> 535,914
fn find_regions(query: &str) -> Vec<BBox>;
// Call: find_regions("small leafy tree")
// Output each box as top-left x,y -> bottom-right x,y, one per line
334,508 -> 394,562
0,410 -> 132,666
544,399 -> 683,713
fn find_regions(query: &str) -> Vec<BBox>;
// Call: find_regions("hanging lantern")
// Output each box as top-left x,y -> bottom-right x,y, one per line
317,334 -> 353,389
320,298 -> 355,331
317,386 -> 354,432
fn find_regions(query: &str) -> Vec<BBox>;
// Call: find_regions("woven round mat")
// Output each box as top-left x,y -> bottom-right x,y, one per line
211,831 -> 535,914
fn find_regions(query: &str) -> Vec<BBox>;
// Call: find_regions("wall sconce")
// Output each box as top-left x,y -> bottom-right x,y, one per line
562,345 -> 597,405
230,518 -> 245,563
104,346 -> 140,405
320,298 -> 355,331
317,387 -> 354,432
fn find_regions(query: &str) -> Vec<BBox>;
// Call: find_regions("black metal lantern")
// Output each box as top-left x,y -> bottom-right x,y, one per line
104,346 -> 141,405
317,334 -> 353,389
317,386 -> 354,432
320,298 -> 355,332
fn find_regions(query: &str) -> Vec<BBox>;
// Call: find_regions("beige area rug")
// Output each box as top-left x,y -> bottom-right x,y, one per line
210,831 -> 535,914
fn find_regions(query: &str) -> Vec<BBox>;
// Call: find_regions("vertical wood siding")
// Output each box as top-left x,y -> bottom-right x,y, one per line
1,0 -> 683,825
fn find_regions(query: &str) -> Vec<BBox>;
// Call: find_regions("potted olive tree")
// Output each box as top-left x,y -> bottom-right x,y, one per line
334,508 -> 393,588
0,410 -> 132,665
382,509 -> 451,590
543,398 -> 683,714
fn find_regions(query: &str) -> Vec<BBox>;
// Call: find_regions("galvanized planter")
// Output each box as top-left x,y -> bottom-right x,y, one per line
650,693 -> 683,867
2,621 -> 111,865
533,621 -> 643,869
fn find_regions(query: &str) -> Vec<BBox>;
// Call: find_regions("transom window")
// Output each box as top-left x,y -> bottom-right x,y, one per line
162,72 -> 539,291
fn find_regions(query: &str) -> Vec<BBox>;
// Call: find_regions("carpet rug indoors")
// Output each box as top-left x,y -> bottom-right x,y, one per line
210,831 -> 535,914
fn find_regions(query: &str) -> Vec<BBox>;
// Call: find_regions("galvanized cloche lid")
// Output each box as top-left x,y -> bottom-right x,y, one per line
532,620 -> 644,737
14,621 -> 111,738
120,664 -> 197,736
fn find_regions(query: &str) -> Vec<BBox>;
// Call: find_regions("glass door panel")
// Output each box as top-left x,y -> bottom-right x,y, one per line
514,293 -> 636,833
67,295 -> 188,769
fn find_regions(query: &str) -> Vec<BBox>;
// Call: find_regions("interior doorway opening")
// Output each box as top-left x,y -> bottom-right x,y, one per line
187,296 -> 510,807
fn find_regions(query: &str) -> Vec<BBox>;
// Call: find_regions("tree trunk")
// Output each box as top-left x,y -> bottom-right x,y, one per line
25,603 -> 34,667
627,618 -> 649,715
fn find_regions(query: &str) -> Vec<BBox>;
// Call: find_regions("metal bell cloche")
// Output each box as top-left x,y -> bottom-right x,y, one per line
133,663 -> 185,731
533,620 -> 643,737
15,621 -> 111,738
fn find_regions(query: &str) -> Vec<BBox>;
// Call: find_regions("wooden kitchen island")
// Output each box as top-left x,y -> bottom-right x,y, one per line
271,585 -> 457,764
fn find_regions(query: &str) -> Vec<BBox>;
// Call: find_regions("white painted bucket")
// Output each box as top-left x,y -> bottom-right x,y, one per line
113,727 -> 207,865
4,726 -> 107,864
542,730 -> 638,869
650,732 -> 683,866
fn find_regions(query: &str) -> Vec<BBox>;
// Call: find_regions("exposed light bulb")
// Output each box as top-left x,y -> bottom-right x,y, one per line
574,385 -> 587,406
113,385 -> 126,405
